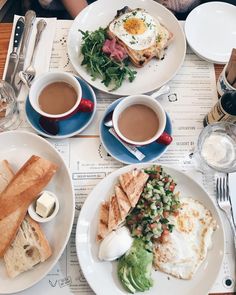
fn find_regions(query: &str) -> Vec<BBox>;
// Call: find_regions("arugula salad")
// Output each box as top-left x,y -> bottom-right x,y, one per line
79,28 -> 137,91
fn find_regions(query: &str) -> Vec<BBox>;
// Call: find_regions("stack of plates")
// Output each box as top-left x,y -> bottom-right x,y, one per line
185,2 -> 236,64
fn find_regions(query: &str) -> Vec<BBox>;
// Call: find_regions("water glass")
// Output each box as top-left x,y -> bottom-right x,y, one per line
191,122 -> 236,173
0,80 -> 20,132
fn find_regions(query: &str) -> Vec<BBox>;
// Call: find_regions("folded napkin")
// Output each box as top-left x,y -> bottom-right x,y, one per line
3,15 -> 57,102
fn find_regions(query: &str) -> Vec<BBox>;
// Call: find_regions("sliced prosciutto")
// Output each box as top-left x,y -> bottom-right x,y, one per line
102,38 -> 128,61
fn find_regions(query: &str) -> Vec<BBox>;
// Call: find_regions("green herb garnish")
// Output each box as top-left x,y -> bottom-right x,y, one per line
79,28 -> 137,91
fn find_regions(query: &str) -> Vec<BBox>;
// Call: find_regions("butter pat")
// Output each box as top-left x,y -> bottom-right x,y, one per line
36,191 -> 55,218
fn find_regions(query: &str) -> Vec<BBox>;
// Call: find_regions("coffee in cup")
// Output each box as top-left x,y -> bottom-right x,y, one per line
38,81 -> 77,115
29,72 -> 94,120
112,94 -> 172,146
118,104 -> 159,142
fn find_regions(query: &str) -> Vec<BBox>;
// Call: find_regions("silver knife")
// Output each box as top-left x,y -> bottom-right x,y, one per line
4,17 -> 25,84
12,10 -> 36,96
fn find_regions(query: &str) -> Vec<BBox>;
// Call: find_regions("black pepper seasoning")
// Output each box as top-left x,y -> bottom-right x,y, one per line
203,91 -> 236,126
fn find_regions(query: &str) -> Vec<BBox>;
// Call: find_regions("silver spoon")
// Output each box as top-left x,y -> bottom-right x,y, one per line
103,85 -> 170,127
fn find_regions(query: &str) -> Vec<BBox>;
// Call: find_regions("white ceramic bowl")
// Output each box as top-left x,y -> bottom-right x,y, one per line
28,190 -> 60,223
112,94 -> 166,146
29,71 -> 82,119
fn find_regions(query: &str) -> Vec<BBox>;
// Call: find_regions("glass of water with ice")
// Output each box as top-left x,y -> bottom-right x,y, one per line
0,80 -> 20,132
192,122 -> 236,173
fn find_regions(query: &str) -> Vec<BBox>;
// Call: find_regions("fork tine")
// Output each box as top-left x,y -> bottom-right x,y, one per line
219,177 -> 223,202
29,75 -> 34,83
216,177 -> 220,200
222,177 -> 225,201
226,174 -> 229,200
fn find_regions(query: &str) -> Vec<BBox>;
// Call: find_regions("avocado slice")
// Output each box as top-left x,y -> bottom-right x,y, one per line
117,239 -> 154,293
132,266 -> 153,291
118,263 -> 136,293
127,266 -> 145,292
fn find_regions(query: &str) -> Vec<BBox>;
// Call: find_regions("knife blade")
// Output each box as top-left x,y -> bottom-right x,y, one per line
4,17 -> 25,84
12,10 -> 36,96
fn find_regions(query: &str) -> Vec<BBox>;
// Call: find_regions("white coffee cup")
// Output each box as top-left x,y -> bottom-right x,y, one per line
112,94 -> 169,146
29,72 -> 82,120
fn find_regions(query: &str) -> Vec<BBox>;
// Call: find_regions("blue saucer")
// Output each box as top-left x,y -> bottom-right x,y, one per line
99,98 -> 172,164
25,77 -> 96,139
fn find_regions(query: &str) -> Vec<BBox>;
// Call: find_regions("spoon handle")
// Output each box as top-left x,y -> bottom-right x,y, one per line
150,85 -> 170,99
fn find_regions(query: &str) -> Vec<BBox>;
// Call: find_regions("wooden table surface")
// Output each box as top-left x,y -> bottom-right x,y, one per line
0,23 -> 233,295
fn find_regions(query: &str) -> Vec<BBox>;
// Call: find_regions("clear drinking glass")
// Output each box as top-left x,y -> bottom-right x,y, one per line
191,122 -> 236,173
0,80 -> 20,132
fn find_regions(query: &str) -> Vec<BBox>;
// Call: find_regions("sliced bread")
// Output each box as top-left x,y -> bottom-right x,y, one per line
97,201 -> 109,242
4,215 -> 52,278
119,169 -> 149,207
115,185 -> 131,221
108,195 -> 121,232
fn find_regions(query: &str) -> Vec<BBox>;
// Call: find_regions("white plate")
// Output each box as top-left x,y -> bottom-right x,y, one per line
185,2 -> 236,64
76,164 -> 224,295
67,0 -> 186,96
0,131 -> 74,294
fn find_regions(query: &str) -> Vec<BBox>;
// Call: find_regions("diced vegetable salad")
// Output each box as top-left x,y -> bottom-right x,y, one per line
126,165 -> 180,250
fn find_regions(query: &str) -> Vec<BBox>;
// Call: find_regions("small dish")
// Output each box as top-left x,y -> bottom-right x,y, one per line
25,76 -> 97,139
185,2 -> 236,64
99,97 -> 172,164
28,190 -> 59,223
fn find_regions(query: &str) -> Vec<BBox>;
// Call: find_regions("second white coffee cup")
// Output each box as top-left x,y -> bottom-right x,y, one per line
112,95 -> 167,146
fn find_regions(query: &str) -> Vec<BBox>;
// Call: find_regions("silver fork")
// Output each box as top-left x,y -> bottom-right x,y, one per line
216,174 -> 236,250
20,19 -> 47,87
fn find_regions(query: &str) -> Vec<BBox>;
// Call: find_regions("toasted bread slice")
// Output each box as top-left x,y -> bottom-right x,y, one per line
4,215 -> 52,278
108,195 -> 121,232
119,169 -> 149,207
97,201 -> 109,242
107,7 -> 173,67
115,185 -> 131,221
0,155 -> 58,257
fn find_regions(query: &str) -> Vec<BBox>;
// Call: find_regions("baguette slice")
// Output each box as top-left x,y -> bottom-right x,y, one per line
4,215 -> 52,278
0,155 -> 58,257
0,160 -> 14,192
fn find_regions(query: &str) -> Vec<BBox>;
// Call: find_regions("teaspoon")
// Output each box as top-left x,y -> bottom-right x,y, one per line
39,116 -> 60,135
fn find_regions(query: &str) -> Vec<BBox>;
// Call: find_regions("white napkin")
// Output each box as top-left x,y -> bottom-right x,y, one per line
229,172 -> 236,222
3,15 -> 57,102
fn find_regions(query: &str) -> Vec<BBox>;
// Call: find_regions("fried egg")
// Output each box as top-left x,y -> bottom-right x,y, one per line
153,198 -> 216,279
109,9 -> 160,51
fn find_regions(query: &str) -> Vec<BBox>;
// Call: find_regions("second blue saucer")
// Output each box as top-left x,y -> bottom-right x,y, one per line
99,98 -> 172,164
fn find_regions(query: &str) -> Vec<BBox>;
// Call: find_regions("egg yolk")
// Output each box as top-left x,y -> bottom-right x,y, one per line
123,18 -> 147,35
